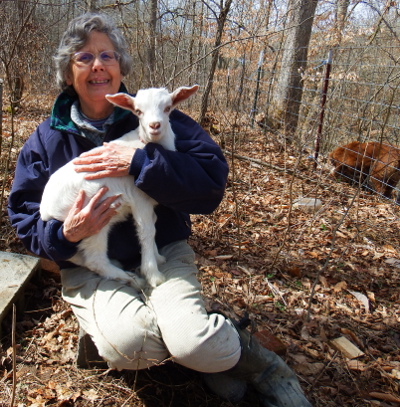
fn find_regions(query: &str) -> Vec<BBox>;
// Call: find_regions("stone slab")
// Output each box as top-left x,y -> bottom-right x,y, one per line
0,252 -> 40,323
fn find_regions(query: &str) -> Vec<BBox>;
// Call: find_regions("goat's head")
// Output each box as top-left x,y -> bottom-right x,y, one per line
106,85 -> 199,144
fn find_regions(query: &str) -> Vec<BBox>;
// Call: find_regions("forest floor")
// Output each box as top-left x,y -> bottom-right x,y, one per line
0,96 -> 400,407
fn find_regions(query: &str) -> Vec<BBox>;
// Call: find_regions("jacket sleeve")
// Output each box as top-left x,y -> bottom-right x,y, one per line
129,110 -> 229,214
7,123 -> 80,261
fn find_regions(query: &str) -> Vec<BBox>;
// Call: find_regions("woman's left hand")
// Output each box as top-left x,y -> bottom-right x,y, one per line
73,142 -> 137,180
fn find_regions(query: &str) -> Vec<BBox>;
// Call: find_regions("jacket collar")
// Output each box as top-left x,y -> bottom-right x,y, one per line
50,83 -> 131,135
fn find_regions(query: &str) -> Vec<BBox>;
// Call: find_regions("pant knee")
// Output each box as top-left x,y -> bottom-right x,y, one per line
94,329 -> 168,370
165,316 -> 241,373
170,337 -> 240,373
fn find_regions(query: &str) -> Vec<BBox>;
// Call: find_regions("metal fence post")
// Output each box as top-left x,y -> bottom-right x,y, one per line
0,78 -> 4,227
314,50 -> 332,170
0,78 -> 3,156
0,78 -> 3,139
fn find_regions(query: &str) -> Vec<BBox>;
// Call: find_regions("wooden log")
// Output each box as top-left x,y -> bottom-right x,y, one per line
329,336 -> 365,359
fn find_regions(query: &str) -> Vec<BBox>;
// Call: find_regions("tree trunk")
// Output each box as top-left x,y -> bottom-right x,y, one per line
198,0 -> 233,125
334,0 -> 350,45
147,0 -> 158,85
272,0 -> 318,137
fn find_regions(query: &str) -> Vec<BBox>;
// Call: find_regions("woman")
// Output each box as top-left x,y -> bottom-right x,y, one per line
8,13 -> 311,407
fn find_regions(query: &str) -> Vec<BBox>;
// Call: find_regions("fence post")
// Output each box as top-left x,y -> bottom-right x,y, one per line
0,78 -> 3,139
251,50 -> 264,128
314,50 -> 332,170
0,78 -> 3,157
0,78 -> 3,227
226,68 -> 230,108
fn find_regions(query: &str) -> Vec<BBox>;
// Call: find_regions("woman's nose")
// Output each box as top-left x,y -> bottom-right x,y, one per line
92,56 -> 105,70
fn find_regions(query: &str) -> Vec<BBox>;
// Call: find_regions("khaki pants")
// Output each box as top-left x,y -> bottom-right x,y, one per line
61,240 -> 241,372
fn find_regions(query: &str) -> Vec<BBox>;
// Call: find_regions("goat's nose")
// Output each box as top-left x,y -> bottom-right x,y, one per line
149,122 -> 161,130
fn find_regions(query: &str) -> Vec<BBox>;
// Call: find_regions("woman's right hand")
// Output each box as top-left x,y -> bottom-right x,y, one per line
62,186 -> 121,243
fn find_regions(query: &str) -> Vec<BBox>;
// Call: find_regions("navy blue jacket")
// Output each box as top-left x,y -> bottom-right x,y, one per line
8,88 -> 229,270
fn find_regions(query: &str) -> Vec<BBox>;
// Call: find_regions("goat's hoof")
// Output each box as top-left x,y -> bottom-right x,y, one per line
129,277 -> 147,290
125,272 -> 146,290
157,254 -> 166,265
148,273 -> 166,288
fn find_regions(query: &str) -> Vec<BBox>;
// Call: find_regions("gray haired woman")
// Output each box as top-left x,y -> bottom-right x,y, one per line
8,12 -> 312,407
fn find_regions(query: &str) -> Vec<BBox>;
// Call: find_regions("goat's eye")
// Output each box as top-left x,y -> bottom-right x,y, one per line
135,109 -> 142,115
164,106 -> 171,113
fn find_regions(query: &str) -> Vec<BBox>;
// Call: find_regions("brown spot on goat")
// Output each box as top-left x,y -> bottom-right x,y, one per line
329,141 -> 400,199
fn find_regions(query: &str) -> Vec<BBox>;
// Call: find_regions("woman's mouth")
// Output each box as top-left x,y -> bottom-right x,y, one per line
89,79 -> 109,84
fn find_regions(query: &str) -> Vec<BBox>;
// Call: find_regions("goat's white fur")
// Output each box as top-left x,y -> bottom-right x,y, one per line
40,85 -> 199,289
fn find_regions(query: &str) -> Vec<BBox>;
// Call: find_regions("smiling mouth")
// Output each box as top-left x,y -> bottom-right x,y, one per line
89,79 -> 109,84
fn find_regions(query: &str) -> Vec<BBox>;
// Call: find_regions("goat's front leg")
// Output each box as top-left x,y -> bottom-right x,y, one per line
154,240 -> 166,265
151,211 -> 166,266
132,203 -> 165,288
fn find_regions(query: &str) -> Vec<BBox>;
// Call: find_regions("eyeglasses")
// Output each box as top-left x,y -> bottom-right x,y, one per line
71,50 -> 121,66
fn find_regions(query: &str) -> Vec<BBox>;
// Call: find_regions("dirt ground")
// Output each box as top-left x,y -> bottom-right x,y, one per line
0,99 -> 399,406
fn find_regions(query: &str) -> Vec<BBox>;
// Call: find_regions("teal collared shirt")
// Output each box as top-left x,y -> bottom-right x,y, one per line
50,83 -> 131,136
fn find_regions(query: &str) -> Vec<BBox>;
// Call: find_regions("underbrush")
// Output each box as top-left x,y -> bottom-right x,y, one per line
1,103 -> 400,406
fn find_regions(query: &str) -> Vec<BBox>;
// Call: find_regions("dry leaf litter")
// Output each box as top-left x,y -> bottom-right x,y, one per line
0,96 -> 399,406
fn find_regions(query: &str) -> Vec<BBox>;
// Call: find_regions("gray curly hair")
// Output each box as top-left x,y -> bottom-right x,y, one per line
54,13 -> 132,91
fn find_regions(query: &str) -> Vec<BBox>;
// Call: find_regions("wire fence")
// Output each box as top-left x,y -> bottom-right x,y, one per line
207,36 -> 400,205
2,35 -> 400,212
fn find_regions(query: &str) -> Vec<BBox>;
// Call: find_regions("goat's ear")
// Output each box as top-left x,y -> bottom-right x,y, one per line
105,93 -> 135,112
170,85 -> 199,107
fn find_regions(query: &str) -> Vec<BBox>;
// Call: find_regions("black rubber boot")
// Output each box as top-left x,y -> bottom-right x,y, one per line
202,372 -> 247,403
203,322 -> 312,407
230,324 -> 312,407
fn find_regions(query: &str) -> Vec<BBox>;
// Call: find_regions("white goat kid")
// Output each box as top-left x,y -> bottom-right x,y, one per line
40,85 -> 199,289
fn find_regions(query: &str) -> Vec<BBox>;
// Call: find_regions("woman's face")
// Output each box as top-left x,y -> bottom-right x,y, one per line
66,31 -> 123,119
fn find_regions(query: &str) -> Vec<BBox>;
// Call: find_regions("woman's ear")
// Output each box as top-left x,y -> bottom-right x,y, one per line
65,71 -> 73,86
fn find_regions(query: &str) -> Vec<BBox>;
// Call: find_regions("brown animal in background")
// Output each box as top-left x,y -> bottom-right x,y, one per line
329,141 -> 400,199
